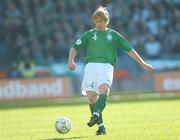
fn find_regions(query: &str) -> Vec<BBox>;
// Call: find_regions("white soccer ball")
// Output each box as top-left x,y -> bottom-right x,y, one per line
55,116 -> 71,134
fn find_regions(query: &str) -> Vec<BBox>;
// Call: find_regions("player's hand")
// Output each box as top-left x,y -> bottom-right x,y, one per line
68,60 -> 76,70
142,63 -> 155,71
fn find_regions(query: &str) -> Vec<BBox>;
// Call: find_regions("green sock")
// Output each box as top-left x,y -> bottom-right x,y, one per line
89,104 -> 104,128
97,113 -> 106,130
99,123 -> 105,130
97,113 -> 103,125
93,94 -> 107,116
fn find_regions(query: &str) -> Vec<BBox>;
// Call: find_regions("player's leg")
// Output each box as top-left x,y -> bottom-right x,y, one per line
87,91 -> 105,135
94,84 -> 109,115
87,91 -> 97,115
87,84 -> 109,135
81,63 -> 97,123
87,63 -> 113,130
86,91 -> 99,127
86,63 -> 113,135
96,84 -> 109,135
87,84 -> 109,127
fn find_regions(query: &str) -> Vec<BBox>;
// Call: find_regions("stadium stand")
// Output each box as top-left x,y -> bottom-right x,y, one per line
0,0 -> 179,78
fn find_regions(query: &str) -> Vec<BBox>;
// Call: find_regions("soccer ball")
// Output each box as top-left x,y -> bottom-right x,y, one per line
55,116 -> 71,134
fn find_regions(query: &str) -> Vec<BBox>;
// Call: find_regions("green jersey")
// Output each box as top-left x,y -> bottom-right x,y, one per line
73,28 -> 132,65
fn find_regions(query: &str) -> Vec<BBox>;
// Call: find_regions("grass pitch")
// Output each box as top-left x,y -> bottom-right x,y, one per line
0,94 -> 180,140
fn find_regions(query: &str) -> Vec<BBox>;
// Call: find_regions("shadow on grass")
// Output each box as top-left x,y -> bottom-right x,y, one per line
43,136 -> 88,140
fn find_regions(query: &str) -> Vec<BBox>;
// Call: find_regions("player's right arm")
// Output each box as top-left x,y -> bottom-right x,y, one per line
68,31 -> 89,70
68,48 -> 77,70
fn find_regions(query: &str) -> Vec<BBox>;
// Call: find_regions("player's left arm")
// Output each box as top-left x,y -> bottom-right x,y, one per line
114,31 -> 154,71
128,49 -> 155,71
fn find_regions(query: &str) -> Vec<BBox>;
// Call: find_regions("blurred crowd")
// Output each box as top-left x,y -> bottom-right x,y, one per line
0,0 -> 179,78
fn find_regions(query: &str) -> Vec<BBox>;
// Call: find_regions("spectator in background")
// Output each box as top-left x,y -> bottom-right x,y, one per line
8,62 -> 22,78
172,38 -> 180,56
19,46 -> 31,61
44,37 -> 56,65
31,36 -> 47,66
53,31 -> 68,61
144,36 -> 161,59
146,13 -> 159,35
19,57 -> 36,78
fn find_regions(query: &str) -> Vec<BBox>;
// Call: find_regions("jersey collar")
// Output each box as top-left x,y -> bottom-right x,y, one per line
95,27 -> 108,32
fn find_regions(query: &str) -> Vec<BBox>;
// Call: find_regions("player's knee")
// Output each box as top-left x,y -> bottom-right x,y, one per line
98,84 -> 110,95
87,92 -> 97,104
88,98 -> 96,104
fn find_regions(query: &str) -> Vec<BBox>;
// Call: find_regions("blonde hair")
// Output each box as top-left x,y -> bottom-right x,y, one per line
92,6 -> 109,25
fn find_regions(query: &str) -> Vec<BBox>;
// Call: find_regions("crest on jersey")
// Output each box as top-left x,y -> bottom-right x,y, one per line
92,34 -> 97,40
107,34 -> 112,41
76,39 -> 82,45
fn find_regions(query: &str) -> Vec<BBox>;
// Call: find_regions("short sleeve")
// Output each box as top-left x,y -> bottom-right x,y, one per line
73,31 -> 89,51
114,31 -> 132,52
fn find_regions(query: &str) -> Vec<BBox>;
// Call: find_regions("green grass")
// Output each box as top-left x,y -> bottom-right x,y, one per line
0,94 -> 180,140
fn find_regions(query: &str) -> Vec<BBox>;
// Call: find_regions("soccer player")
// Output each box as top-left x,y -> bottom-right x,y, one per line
68,6 -> 154,135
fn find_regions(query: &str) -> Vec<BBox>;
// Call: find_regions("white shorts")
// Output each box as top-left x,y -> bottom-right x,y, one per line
81,63 -> 114,95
